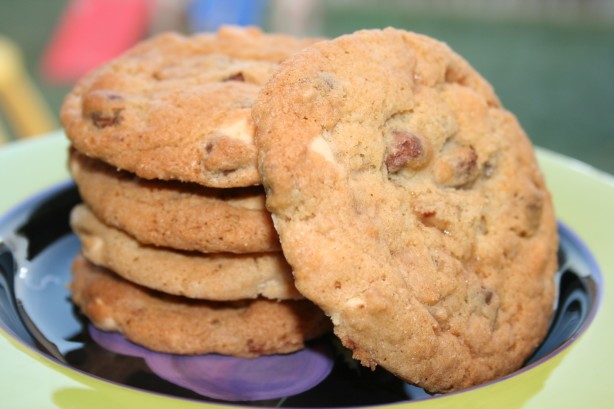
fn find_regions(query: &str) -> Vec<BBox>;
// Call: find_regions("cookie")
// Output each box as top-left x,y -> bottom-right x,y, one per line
60,26 -> 319,188
70,254 -> 330,357
70,204 -> 300,301
69,148 -> 280,254
253,28 -> 558,392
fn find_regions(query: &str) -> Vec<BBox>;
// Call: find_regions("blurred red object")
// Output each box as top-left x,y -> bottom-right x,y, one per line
40,0 -> 152,84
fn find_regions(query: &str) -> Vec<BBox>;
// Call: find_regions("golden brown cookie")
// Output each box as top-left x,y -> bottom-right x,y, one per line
70,204 -> 300,300
253,28 -> 558,392
69,149 -> 280,254
70,254 -> 330,357
61,26 -> 320,188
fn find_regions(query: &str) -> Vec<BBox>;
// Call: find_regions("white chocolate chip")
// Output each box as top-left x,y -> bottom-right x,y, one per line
330,311 -> 341,325
97,317 -> 119,331
309,134 -> 337,164
212,113 -> 255,145
83,236 -> 105,258
346,297 -> 366,309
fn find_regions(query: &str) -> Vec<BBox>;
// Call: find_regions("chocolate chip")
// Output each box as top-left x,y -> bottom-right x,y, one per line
415,209 -> 450,234
456,146 -> 477,176
433,142 -> 479,188
524,196 -> 544,235
106,93 -> 123,101
385,131 -> 429,172
511,189 -> 544,238
90,110 -> 122,128
247,339 -> 264,354
483,157 -> 496,178
83,89 -> 125,129
484,290 -> 493,305
223,72 -> 245,82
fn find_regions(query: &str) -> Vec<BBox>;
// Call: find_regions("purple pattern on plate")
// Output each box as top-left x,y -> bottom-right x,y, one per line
89,325 -> 334,401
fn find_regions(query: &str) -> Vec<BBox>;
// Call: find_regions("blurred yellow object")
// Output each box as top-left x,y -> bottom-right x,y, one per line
0,35 -> 56,142
0,118 -> 9,145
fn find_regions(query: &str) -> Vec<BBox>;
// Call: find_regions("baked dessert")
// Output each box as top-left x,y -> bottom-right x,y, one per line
69,149 -> 280,254
70,204 -> 300,300
61,26 -> 320,188
253,28 -> 558,393
71,254 -> 329,357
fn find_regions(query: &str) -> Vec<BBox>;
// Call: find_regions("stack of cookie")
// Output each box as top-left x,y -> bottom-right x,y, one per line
61,27 -> 330,358
62,25 -> 560,395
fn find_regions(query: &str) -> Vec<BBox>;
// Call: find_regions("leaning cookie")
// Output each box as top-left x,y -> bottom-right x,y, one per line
70,254 -> 330,357
253,28 -> 558,392
61,26 -> 320,188
70,204 -> 300,301
69,149 -> 280,254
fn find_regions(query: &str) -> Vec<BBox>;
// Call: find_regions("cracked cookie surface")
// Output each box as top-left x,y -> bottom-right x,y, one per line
61,26 -> 319,188
253,28 -> 558,392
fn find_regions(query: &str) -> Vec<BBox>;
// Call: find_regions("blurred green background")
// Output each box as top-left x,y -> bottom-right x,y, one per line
0,0 -> 612,175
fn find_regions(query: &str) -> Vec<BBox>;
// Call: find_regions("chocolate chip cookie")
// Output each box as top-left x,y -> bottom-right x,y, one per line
253,28 -> 558,392
70,254 -> 330,357
61,26 -> 319,188
71,204 -> 300,300
69,149 -> 280,254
